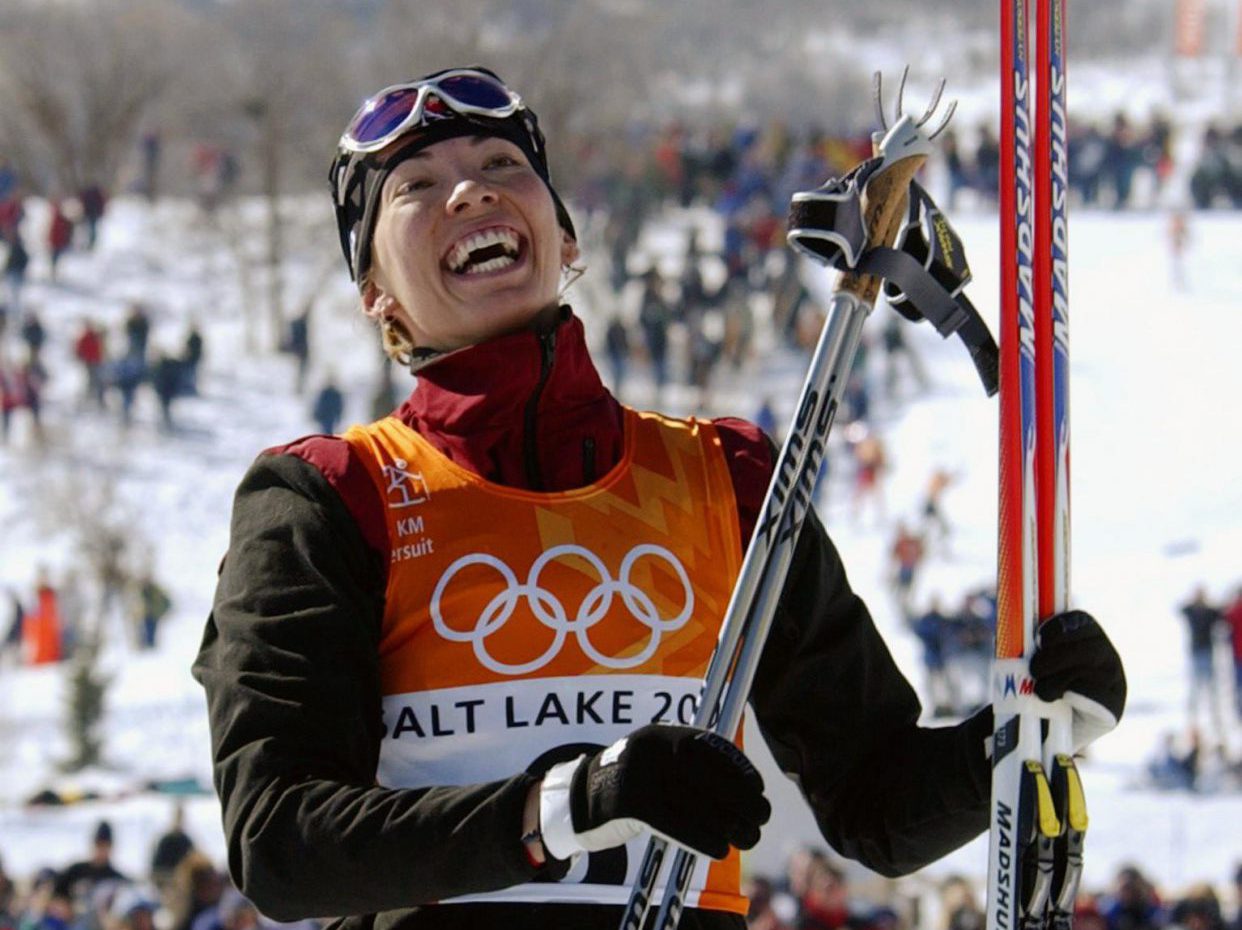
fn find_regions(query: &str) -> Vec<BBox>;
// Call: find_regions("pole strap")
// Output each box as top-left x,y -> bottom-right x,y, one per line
788,169 -> 999,396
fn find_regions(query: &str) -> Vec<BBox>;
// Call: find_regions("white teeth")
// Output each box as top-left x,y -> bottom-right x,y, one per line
447,227 -> 521,273
463,254 -> 517,275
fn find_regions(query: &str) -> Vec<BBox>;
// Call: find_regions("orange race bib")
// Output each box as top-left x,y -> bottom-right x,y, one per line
343,408 -> 747,913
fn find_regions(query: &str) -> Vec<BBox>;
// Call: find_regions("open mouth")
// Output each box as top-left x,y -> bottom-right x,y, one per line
444,226 -> 524,276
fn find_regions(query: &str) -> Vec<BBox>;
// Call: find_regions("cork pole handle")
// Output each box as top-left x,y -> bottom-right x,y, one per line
835,153 -> 925,304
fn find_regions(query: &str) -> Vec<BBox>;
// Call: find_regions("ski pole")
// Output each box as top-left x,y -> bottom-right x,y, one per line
618,101 -> 945,930
989,4 -> 1064,930
1032,2 -> 1087,928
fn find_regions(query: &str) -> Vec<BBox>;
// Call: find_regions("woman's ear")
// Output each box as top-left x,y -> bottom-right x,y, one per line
560,231 -> 580,267
361,279 -> 397,323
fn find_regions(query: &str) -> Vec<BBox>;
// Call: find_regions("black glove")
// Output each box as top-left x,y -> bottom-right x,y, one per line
1030,609 -> 1126,751
539,724 -> 771,861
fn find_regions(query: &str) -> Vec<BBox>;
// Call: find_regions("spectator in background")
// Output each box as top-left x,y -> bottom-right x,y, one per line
1170,884 -> 1226,930
1180,585 -> 1224,737
1071,122 -> 1109,206
135,573 -> 172,650
78,184 -> 107,250
848,424 -> 887,527
603,313 -> 630,398
151,804 -> 195,894
74,319 -> 107,410
797,857 -> 877,930
113,890 -> 159,930
1102,866 -> 1165,930
169,852 -> 225,930
940,876 -> 984,930
113,350 -> 145,429
920,468 -> 956,548
22,567 -> 61,666
973,125 -> 1000,202
745,875 -> 789,930
0,356 -> 20,443
181,322 -> 204,396
912,595 -> 956,717
193,888 -> 260,930
1225,587 -> 1242,719
638,266 -> 673,398
140,130 -> 162,203
1168,210 -> 1190,292
19,308 -> 45,365
754,396 -> 778,441
1105,113 -> 1140,209
1190,125 -> 1242,209
942,130 -> 972,210
1146,729 -> 1199,791
3,231 -> 28,314
151,351 -> 184,433
20,354 -> 46,445
47,198 -> 73,282
124,303 -> 152,364
282,303 -> 312,395
888,521 -> 925,618
53,820 -> 128,905
311,375 -> 345,436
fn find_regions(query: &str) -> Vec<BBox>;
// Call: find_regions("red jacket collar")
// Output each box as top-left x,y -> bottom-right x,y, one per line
393,308 -> 625,491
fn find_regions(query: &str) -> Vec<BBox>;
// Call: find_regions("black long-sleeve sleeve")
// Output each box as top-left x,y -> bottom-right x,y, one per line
192,453 -> 544,921
752,508 -> 992,877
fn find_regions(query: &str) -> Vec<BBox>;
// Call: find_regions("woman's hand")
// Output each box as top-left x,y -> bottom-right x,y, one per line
1030,609 -> 1127,751
537,724 -> 771,862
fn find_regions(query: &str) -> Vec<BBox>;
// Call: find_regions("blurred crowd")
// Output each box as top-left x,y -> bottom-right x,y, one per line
1141,585 -> 1242,795
2,97 -> 1240,930
0,813 -> 311,930
3,825 -> 1238,930
744,849 -> 1242,930
1,564 -> 172,667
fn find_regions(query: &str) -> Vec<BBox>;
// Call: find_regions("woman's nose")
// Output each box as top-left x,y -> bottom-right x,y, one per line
447,178 -> 498,214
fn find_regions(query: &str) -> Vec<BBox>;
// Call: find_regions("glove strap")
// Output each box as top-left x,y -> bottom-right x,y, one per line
539,756 -> 585,861
787,173 -> 999,396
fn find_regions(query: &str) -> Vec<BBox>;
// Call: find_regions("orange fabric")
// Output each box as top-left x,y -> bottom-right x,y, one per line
23,586 -> 61,665
343,407 -> 748,914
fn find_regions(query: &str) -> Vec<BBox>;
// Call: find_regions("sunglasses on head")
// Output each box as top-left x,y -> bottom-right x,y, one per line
340,69 -> 523,154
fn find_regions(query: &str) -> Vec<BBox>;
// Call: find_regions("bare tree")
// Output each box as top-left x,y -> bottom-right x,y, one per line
0,0 -> 187,193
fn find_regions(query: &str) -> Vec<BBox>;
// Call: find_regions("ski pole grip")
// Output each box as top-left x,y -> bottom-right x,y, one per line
836,154 -> 926,305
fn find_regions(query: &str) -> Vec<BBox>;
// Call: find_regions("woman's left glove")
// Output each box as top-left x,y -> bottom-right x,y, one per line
1029,609 -> 1126,751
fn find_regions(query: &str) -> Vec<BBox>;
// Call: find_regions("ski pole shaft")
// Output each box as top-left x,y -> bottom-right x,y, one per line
622,132 -> 929,930
989,2 -> 1052,930
618,286 -> 870,930
1033,2 -> 1085,927
652,291 -> 870,930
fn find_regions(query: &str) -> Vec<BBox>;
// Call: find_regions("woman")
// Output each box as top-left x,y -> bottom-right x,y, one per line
194,67 -> 1126,930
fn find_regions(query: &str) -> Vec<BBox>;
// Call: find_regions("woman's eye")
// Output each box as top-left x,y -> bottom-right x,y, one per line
485,154 -> 519,169
396,178 -> 432,195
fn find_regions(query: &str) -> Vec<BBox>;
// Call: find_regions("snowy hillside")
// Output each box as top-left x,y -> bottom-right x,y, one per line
1,193 -> 1240,900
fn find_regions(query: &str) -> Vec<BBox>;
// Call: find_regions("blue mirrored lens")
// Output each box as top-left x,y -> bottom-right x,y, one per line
436,74 -> 512,109
347,87 -> 421,144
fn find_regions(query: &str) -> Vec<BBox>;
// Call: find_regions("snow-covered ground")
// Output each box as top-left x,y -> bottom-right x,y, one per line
1,192 -> 1240,905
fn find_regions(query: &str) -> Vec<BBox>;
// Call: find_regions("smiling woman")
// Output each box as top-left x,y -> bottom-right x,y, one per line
363,134 -> 578,353
192,65 -> 1125,930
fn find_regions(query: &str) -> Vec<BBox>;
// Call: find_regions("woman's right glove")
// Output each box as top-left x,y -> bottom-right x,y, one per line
538,723 -> 771,862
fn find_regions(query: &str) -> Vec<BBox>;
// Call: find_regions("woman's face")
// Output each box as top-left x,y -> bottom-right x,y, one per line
365,134 -> 577,352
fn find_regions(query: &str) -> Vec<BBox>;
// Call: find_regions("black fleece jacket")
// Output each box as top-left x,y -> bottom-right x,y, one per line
193,311 -> 992,930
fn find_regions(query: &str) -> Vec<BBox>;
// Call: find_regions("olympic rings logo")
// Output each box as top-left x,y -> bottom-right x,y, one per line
430,544 -> 694,675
